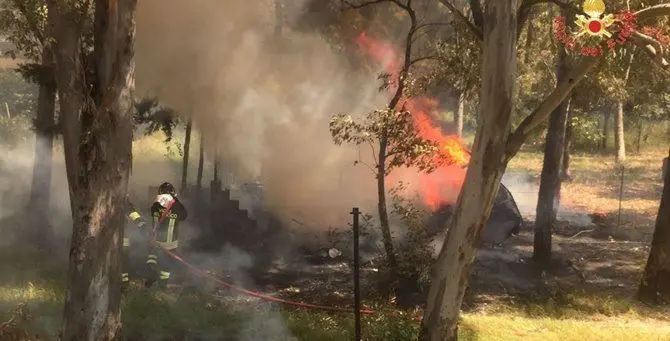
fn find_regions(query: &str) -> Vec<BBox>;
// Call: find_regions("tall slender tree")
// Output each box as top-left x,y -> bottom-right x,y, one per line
180,117 -> 192,193
421,2 -> 670,340
47,0 -> 138,339
0,0 -> 58,245
534,5 -> 573,264
638,148 -> 670,303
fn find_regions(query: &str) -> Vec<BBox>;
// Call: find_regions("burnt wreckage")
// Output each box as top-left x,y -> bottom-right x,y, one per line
145,175 -> 522,270
178,178 -> 521,259
427,183 -> 523,246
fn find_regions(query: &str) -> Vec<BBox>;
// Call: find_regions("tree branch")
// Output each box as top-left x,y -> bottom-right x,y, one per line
630,30 -> 669,72
368,140 -> 378,165
468,0 -> 484,28
517,0 -> 583,39
342,0 -> 392,9
504,3 -> 670,161
386,0 -> 416,109
416,22 -> 453,31
636,4 -> 670,22
437,0 -> 482,41
504,56 -> 601,162
409,55 -> 438,67
521,0 -> 581,14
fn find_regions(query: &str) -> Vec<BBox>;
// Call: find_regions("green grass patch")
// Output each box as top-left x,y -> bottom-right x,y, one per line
3,278 -> 670,341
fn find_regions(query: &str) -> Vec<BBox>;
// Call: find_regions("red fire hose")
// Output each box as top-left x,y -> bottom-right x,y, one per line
150,198 -> 421,321
159,246 -> 376,315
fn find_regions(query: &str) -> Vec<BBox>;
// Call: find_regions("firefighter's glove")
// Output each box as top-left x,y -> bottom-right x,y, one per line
155,194 -> 175,208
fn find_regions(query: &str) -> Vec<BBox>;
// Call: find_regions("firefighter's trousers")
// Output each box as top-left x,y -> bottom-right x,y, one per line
121,237 -> 131,285
146,245 -> 179,288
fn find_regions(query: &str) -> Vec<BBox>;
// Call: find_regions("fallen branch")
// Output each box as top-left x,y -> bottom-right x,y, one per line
568,229 -> 594,239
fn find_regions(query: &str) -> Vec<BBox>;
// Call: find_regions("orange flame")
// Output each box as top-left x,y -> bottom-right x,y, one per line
355,32 -> 470,210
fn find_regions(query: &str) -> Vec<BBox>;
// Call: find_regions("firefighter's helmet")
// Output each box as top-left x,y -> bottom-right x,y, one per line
158,182 -> 177,197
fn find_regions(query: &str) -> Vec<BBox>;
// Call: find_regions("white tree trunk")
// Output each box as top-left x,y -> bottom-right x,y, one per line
455,92 -> 464,137
419,1 -> 520,340
615,101 -> 626,163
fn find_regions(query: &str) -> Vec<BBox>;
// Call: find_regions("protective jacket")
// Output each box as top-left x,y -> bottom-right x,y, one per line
150,197 -> 188,250
124,201 -> 149,246
122,200 -> 149,285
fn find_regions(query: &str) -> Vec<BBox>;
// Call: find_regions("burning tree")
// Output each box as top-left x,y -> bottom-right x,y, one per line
330,108 -> 442,272
331,0 -> 469,288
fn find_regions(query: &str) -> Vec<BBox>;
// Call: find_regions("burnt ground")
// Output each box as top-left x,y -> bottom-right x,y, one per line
188,216 -> 653,313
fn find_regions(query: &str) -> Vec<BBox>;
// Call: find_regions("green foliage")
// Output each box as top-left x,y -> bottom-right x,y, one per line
389,182 -> 434,288
570,111 -> 604,150
514,5 -> 561,128
0,115 -> 32,146
429,21 -> 481,100
133,97 -> 180,142
0,69 -> 37,145
164,140 -> 184,161
0,68 -> 37,117
329,109 -> 441,176
0,0 -> 47,61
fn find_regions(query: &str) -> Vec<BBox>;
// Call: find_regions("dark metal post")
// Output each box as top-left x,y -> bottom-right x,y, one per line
350,207 -> 361,341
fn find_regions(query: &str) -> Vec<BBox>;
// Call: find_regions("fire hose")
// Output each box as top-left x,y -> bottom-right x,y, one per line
158,245 -> 377,315
148,198 -> 379,317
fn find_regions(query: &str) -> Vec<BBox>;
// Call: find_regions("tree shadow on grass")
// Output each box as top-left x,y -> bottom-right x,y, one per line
458,320 -> 481,340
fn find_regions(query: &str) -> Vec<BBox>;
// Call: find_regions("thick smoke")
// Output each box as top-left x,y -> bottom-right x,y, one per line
135,0 -> 398,231
0,141 -> 71,245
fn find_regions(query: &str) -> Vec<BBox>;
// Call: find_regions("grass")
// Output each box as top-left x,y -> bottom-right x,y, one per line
461,314 -> 670,341
1,141 -> 668,340
2,253 -> 669,341
3,279 -> 670,340
508,145 -> 666,231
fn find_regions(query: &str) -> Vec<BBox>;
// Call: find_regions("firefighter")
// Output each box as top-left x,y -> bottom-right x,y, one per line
146,182 -> 188,289
122,197 -> 149,291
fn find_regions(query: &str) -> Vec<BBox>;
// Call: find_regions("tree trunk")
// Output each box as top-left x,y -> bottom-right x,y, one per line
635,120 -> 642,154
534,37 -> 570,265
213,157 -> 219,182
534,55 -> 570,266
615,52 -> 635,163
419,2 -> 519,339
51,1 -> 138,340
180,117 -> 193,193
274,0 -> 283,39
601,110 -> 610,151
27,43 -> 57,247
638,151 -> 670,303
196,132 -> 204,189
561,99 -> 573,181
455,92 -> 464,137
377,136 -> 398,290
615,100 -> 626,163
373,3 -> 418,291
